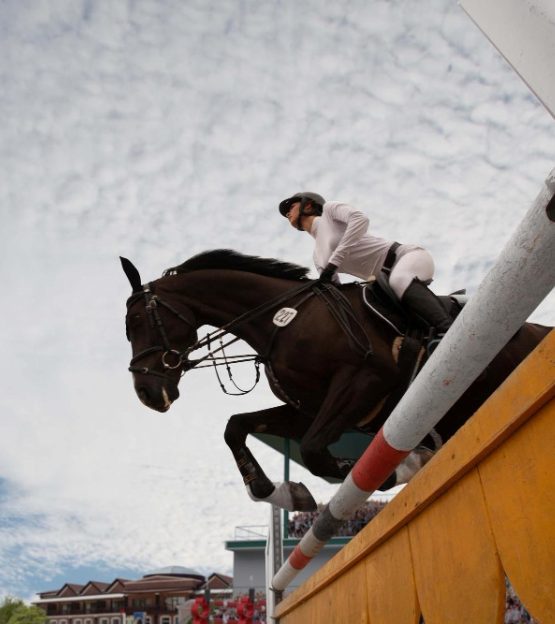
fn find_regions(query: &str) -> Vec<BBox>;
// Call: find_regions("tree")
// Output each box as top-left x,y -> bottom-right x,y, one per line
7,605 -> 46,624
0,599 -> 46,624
0,598 -> 24,624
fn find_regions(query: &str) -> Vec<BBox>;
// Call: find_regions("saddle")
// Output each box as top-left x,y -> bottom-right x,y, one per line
362,273 -> 467,336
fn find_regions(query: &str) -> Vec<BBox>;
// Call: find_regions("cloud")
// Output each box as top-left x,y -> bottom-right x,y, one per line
0,0 -> 553,600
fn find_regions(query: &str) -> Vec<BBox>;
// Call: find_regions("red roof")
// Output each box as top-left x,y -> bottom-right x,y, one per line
37,570 -> 231,598
123,575 -> 202,594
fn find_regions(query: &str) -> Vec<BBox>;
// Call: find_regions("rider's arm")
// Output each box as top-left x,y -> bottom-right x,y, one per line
326,202 -> 370,269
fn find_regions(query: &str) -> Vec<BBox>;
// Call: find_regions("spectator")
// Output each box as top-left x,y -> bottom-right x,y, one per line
287,501 -> 386,537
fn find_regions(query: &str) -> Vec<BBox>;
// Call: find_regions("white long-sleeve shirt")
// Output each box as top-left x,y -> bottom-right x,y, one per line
308,201 -> 394,281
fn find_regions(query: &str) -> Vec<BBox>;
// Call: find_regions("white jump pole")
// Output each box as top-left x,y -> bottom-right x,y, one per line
272,169 -> 555,592
460,0 -> 555,121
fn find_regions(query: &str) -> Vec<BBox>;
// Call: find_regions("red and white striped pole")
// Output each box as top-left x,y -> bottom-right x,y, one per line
272,169 -> 555,591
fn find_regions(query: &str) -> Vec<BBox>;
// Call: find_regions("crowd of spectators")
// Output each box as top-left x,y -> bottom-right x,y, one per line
504,581 -> 537,623
287,500 -> 386,538
208,593 -> 266,623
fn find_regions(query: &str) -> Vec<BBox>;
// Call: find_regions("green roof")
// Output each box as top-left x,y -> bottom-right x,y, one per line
253,430 -> 373,483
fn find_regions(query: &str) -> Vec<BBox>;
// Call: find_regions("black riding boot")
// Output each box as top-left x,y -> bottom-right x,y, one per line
401,279 -> 452,352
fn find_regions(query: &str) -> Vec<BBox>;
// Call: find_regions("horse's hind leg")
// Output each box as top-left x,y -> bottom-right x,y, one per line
224,404 -> 317,511
299,366 -> 396,482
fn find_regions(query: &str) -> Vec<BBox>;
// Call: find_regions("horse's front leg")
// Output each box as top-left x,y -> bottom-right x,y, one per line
224,404 -> 317,511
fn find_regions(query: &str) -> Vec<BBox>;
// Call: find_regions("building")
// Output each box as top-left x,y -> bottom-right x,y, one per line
34,567 -> 233,624
225,502 -> 387,594
225,525 -> 352,594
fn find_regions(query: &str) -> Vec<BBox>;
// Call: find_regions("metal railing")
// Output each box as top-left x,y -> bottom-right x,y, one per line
233,525 -> 268,540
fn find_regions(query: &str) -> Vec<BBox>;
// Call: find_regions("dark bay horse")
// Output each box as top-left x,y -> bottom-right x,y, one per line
121,250 -> 550,511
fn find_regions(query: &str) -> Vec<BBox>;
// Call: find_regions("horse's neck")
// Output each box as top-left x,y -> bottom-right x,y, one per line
163,270 -> 290,342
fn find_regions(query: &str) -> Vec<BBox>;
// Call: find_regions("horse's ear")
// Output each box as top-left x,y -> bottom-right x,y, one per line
120,257 -> 142,292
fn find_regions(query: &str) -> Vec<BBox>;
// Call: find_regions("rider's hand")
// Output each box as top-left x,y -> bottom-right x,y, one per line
319,262 -> 338,283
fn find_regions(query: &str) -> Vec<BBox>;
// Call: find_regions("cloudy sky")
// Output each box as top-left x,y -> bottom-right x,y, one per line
1,0 -> 553,601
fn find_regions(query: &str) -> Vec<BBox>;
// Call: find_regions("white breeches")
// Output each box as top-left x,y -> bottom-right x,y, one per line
388,249 -> 435,299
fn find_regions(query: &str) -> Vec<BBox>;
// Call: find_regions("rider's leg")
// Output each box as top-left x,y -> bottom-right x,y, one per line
401,279 -> 452,333
389,250 -> 451,336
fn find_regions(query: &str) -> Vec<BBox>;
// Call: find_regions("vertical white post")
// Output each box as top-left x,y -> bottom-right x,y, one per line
265,504 -> 283,621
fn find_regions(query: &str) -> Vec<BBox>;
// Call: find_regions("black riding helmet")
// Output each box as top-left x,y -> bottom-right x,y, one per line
278,192 -> 325,217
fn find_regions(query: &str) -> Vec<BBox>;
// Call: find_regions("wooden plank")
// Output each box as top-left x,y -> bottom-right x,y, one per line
332,563 -> 369,624
365,527 -> 420,624
279,599 -> 313,624
479,398 -> 555,624
409,470 -> 505,623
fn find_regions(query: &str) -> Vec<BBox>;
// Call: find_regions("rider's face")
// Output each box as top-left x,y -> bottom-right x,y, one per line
286,201 -> 302,229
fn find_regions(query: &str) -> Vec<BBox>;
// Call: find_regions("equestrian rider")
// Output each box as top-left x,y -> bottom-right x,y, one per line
279,191 -> 452,340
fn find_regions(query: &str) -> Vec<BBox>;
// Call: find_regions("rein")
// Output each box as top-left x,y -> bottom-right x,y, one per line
182,280 -> 316,367
313,282 -> 373,359
128,278 -> 374,397
128,280 -> 317,395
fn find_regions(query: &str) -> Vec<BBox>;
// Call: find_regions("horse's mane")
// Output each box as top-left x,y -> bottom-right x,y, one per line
163,249 -> 311,281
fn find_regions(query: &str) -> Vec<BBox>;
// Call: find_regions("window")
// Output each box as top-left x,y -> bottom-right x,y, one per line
111,618 -> 120,624
160,617 -> 171,624
100,618 -> 109,624
165,597 -> 187,612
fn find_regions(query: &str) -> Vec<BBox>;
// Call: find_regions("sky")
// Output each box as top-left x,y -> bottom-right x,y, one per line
1,0 -> 554,602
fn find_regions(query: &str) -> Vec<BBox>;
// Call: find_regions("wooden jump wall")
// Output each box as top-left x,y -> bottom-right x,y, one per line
274,329 -> 555,624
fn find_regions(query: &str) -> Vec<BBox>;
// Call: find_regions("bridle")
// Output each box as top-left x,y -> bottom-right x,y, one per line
127,284 -> 197,380
127,279 -> 374,397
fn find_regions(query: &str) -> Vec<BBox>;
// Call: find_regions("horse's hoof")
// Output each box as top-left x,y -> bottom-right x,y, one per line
289,482 -> 317,511
246,481 -> 317,511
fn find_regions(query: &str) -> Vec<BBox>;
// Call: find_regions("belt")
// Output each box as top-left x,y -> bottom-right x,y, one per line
382,242 -> 401,274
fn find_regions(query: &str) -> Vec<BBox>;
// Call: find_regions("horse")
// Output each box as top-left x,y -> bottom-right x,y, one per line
121,249 -> 550,511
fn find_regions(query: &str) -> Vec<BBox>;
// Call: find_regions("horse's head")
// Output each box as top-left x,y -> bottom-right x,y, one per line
121,257 -> 198,413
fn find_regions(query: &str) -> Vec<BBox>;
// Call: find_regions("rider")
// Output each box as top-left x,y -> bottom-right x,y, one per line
278,191 -> 452,341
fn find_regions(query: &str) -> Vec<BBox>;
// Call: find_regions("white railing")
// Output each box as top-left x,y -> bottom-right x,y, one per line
233,525 -> 268,540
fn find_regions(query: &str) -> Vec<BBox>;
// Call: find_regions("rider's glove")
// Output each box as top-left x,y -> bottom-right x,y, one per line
319,262 -> 338,283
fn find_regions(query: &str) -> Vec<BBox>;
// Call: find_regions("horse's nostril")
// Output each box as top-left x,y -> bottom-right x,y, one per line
137,387 -> 150,403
